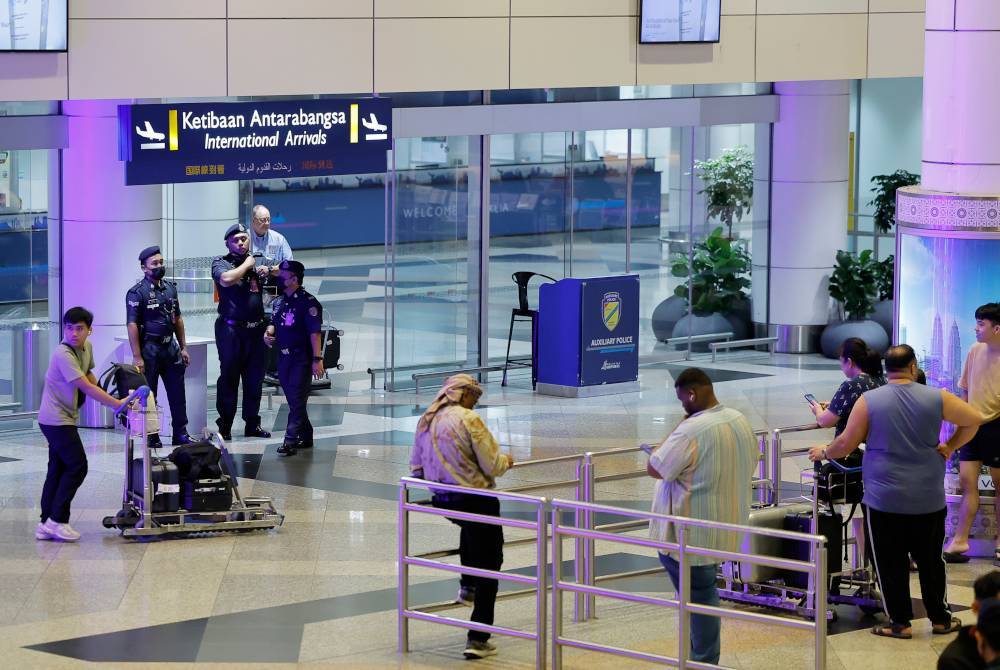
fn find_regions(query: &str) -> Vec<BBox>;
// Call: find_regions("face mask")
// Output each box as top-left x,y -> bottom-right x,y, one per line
149,267 -> 166,280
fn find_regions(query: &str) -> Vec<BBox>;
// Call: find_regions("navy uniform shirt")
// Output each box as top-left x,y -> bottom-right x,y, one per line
126,279 -> 182,338
211,253 -> 272,322
271,289 -> 323,350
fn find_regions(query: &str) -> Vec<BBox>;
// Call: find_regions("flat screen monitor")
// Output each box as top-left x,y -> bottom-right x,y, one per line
639,0 -> 721,44
0,1 -> 68,52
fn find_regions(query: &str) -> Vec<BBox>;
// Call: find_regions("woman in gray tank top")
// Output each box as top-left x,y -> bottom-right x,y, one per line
808,345 -> 984,639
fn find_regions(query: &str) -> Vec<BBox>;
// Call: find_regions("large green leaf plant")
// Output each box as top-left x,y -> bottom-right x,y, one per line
671,227 -> 751,315
828,250 -> 878,321
868,170 -> 919,234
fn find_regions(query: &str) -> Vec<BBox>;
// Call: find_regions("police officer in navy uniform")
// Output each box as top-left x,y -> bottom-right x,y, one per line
126,246 -> 192,448
263,260 -> 325,456
211,224 -> 278,440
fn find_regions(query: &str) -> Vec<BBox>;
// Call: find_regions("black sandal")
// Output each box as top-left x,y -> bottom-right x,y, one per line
872,623 -> 912,639
933,617 -> 962,635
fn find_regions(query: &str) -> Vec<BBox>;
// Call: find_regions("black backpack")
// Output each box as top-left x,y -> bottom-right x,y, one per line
98,363 -> 149,399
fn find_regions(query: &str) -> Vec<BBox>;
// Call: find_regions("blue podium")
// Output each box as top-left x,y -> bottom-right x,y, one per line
536,275 -> 640,397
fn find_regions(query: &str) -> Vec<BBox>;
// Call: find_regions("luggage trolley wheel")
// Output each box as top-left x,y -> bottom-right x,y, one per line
103,508 -> 140,530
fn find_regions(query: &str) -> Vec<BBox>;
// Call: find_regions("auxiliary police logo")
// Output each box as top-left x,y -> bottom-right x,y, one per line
602,291 -> 621,332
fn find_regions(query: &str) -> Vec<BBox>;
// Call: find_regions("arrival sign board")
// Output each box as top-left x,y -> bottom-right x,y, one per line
118,98 -> 391,185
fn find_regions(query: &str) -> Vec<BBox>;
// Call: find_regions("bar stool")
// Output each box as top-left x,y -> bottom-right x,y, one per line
502,271 -> 555,389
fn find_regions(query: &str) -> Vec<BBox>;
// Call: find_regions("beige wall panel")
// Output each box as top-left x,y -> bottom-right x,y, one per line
229,0 -> 372,18
722,0 -> 757,15
71,0 -> 225,18
511,17 -> 635,89
868,12 -> 924,77
638,15 -> 754,85
69,20 -> 226,99
870,0 -> 925,11
376,0 -> 508,18
511,0 -> 634,16
229,20 -> 372,96
375,18 -> 507,92
0,54 -> 67,101
757,0 -> 868,13
756,14 -> 868,81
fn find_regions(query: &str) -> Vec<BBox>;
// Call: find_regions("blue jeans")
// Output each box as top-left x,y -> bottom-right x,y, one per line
659,553 -> 721,665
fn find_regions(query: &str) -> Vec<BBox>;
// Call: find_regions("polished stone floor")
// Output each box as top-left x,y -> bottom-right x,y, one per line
0,353 -> 986,668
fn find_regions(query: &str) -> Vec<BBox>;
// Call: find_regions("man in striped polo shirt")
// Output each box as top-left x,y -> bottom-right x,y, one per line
647,367 -> 758,665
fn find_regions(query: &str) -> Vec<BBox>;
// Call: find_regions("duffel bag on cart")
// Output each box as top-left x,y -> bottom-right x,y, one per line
168,441 -> 233,512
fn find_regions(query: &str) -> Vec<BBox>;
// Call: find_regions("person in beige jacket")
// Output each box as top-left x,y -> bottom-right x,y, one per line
410,374 -> 512,660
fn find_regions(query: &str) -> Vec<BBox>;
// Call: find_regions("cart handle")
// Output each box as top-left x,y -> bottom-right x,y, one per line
826,459 -> 863,474
114,386 -> 151,415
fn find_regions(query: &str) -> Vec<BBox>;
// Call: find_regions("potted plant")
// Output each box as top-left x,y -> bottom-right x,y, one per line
871,254 -> 895,340
820,250 -> 889,358
868,170 -> 919,234
662,227 -> 752,347
694,146 -> 753,240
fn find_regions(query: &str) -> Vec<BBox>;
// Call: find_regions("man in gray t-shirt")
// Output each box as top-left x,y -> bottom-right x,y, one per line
35,307 -> 125,543
809,345 -> 983,640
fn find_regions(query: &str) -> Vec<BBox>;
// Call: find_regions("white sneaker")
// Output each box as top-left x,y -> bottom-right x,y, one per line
34,522 -> 52,541
42,519 -> 81,542
463,640 -> 497,659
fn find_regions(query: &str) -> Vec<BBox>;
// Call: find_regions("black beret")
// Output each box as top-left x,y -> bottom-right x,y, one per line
138,245 -> 161,263
279,260 -> 305,277
224,224 -> 248,241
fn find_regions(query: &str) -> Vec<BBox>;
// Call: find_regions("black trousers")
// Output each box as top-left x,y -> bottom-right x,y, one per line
432,493 -> 504,642
215,319 -> 266,430
277,349 -> 312,444
866,505 -> 951,627
141,339 -> 187,435
39,424 -> 88,524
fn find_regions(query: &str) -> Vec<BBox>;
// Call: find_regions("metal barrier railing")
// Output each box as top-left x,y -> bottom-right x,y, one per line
769,423 -> 825,504
577,430 -> 772,620
398,477 -> 549,668
549,498 -> 828,670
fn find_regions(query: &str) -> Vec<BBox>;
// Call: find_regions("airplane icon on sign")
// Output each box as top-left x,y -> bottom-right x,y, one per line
362,113 -> 387,141
136,121 -> 166,149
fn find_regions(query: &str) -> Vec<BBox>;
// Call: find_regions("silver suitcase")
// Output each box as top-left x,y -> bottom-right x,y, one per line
724,503 -> 811,584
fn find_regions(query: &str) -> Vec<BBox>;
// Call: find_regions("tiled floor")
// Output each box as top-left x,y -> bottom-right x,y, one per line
0,354 -> 986,668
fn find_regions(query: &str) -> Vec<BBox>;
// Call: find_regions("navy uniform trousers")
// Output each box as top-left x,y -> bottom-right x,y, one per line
215,319 -> 267,430
141,339 -> 187,436
277,348 -> 313,444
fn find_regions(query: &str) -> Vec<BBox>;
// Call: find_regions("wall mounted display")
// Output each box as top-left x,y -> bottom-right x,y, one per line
639,0 -> 721,44
0,1 -> 67,51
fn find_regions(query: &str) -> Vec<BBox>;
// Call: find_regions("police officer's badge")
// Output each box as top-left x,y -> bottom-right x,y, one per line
309,306 -> 318,317
602,291 -> 621,332
283,311 -> 295,327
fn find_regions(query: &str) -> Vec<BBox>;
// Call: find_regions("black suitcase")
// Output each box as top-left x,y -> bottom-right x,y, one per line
130,457 -> 180,513
169,441 -> 223,481
181,477 -> 233,512
782,511 -> 843,590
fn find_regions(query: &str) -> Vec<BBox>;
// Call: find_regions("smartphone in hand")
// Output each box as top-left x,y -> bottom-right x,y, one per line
639,443 -> 655,455
804,393 -> 818,407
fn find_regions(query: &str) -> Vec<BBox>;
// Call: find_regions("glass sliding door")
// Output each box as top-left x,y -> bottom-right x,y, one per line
386,135 -> 482,390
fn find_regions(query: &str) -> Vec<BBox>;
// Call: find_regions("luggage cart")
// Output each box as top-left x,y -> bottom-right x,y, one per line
102,386 -> 284,539
719,458 -> 882,621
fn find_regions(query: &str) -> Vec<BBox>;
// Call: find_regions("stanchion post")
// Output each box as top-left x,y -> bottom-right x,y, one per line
815,541 -> 828,670
573,460 -> 584,622
757,432 -> 771,506
677,524 -> 689,669
536,500 -> 548,670
397,483 -> 410,653
769,430 -> 782,505
551,506 -> 563,670
583,453 -> 596,620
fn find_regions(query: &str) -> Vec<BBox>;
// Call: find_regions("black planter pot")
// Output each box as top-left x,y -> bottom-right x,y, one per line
672,312 -> 736,352
820,319 -> 889,359
871,300 -> 894,342
651,295 -> 689,342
